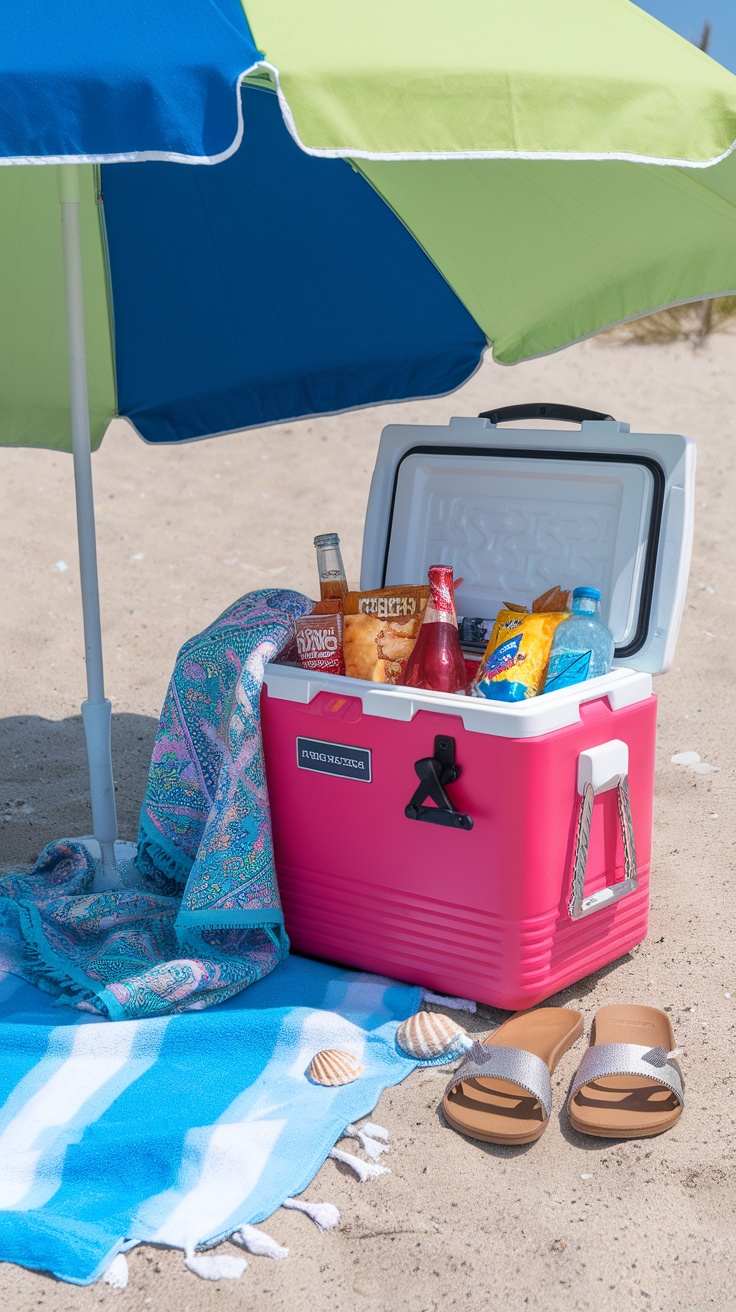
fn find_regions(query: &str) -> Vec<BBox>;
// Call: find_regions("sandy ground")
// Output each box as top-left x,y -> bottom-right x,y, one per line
0,335 -> 734,1311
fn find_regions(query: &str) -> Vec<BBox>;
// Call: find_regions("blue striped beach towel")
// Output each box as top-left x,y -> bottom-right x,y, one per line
0,957 -> 420,1284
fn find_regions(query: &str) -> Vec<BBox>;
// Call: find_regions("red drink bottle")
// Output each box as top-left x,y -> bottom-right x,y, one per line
399,565 -> 470,694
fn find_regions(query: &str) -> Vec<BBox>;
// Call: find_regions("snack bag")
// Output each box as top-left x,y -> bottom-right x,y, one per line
502,585 -> 572,614
472,609 -> 568,702
294,612 -> 345,675
532,585 -> 572,613
343,585 -> 428,620
342,586 -> 428,683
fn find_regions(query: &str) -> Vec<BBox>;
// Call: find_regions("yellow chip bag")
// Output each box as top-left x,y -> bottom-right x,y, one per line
472,609 -> 569,702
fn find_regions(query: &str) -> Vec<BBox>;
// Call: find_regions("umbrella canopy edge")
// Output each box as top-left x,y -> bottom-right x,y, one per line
244,0 -> 736,167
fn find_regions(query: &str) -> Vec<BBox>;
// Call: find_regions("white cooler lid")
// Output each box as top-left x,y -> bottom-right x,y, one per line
360,413 -> 695,675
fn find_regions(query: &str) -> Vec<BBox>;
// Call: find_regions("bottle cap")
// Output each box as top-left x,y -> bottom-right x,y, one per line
314,533 -> 340,548
573,586 -> 601,601
427,564 -> 456,613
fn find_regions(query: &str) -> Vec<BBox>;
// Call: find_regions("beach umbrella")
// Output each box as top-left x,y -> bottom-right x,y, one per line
3,0 -> 736,882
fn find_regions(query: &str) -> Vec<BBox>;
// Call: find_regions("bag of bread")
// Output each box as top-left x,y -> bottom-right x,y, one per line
342,586 -> 428,683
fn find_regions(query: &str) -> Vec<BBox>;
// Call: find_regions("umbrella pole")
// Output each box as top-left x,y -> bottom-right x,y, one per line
58,165 -> 119,889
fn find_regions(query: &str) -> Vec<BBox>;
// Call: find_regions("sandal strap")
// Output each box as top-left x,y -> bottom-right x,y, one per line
444,1042 -> 553,1118
568,1043 -> 685,1108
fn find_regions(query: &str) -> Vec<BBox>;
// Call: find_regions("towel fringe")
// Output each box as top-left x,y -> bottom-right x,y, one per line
16,926 -> 109,1016
282,1198 -> 341,1231
361,1122 -> 389,1141
135,831 -> 189,890
102,1254 -> 129,1288
185,1249 -> 247,1280
329,1147 -> 390,1182
231,1224 -> 289,1260
344,1123 -> 390,1161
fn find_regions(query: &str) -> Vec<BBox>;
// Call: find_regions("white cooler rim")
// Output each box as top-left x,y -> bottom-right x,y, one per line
263,663 -> 653,739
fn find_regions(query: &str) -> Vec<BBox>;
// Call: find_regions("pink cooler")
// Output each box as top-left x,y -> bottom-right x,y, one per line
262,408 -> 695,1010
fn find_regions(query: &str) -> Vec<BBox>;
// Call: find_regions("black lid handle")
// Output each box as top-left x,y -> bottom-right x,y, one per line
478,402 -> 615,426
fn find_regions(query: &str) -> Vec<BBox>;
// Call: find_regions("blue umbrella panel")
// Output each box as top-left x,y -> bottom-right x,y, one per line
103,86 -> 486,443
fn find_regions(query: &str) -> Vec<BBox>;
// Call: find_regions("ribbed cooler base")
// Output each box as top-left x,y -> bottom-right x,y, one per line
263,681 -> 657,1011
278,861 -> 650,1011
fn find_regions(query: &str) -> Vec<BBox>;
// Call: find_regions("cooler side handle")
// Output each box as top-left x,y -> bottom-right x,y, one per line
569,741 -> 638,920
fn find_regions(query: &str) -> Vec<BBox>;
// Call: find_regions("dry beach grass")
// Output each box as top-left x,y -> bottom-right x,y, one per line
0,334 -> 734,1311
603,295 -> 736,347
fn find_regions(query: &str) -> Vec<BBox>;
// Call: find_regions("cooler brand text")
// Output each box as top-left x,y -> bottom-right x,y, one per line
296,737 -> 372,782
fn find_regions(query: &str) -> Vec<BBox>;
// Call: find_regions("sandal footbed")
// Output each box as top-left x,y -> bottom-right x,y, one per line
442,1007 -> 583,1145
569,1005 -> 682,1139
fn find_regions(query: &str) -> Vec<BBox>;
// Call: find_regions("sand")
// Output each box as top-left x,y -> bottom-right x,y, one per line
0,334 -> 734,1311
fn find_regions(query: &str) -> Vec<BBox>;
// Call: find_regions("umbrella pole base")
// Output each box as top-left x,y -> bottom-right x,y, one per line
97,840 -> 121,891
81,698 -> 120,890
74,839 -> 139,892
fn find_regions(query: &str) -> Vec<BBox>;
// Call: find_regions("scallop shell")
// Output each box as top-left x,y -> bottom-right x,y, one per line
396,1011 -> 472,1061
307,1049 -> 364,1086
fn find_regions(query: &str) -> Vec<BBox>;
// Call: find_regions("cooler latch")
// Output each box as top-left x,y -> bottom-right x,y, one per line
405,736 -> 473,831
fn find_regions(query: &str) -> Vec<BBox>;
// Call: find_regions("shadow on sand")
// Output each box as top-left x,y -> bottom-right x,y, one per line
0,712 -> 158,869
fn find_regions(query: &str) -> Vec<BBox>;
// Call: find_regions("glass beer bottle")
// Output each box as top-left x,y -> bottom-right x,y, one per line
399,564 -> 469,694
314,533 -> 348,602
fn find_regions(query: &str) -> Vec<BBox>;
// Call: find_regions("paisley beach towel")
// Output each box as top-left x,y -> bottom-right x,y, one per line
0,589 -> 312,1020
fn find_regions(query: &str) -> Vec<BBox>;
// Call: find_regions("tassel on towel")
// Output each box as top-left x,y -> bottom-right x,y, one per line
102,1254 -> 129,1288
232,1224 -> 289,1260
282,1197 -> 340,1231
185,1250 -> 247,1280
329,1147 -> 390,1182
361,1122 -> 389,1141
344,1122 -> 391,1161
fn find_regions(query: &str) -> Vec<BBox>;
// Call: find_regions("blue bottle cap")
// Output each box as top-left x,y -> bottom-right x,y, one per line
573,586 -> 601,601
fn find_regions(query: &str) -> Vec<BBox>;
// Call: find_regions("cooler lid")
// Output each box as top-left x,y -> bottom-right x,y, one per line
360,407 -> 696,675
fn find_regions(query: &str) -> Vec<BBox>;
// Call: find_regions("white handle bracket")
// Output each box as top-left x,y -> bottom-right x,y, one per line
577,739 -> 629,796
570,741 -> 637,920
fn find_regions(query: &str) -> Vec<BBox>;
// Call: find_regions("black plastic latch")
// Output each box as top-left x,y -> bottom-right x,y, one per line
404,736 -> 473,831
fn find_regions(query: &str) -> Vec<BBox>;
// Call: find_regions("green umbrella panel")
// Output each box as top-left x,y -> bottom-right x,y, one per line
245,0 -> 736,364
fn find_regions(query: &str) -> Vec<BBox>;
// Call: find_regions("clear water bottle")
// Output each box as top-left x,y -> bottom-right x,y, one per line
543,587 -> 614,693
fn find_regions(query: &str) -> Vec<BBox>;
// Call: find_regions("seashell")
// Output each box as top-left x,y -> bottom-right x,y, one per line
396,1011 -> 472,1061
307,1049 -> 364,1086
